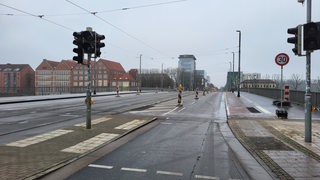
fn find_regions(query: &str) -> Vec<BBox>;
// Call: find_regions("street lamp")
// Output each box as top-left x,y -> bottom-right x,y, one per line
236,30 -> 241,97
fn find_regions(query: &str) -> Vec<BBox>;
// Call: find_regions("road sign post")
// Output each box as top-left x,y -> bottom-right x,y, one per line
275,53 -> 290,118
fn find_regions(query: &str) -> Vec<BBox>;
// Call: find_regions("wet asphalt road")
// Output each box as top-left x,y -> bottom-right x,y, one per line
67,92 -> 249,180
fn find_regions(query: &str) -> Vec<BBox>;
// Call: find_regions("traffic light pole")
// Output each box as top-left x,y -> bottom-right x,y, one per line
305,0 -> 312,142
86,54 -> 92,129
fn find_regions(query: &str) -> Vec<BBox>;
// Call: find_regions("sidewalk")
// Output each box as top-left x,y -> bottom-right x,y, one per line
0,114 -> 156,180
226,92 -> 320,180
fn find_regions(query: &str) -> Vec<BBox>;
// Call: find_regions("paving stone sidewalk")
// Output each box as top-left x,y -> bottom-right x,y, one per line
0,114 -> 155,180
226,92 -> 320,180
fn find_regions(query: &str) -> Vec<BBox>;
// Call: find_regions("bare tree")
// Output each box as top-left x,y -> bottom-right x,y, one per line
289,74 -> 303,90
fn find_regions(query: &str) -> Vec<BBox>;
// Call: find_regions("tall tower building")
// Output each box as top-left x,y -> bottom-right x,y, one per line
178,54 -> 196,90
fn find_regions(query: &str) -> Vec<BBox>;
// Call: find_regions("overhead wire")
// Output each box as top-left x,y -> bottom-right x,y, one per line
65,0 -> 173,56
0,2 -> 75,31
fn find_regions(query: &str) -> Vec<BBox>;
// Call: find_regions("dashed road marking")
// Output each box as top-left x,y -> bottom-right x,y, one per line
121,167 -> 147,173
178,107 -> 185,112
6,129 -> 73,147
195,175 -> 219,179
75,117 -> 112,127
61,133 -> 119,154
156,170 -> 183,176
162,106 -> 179,116
115,119 -> 146,130
88,164 -> 113,169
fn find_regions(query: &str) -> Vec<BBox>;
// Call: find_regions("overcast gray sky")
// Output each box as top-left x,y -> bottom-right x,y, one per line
1,0 -> 320,87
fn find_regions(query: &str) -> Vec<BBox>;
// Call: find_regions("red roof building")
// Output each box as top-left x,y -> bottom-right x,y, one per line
35,58 -> 138,95
0,63 -> 35,96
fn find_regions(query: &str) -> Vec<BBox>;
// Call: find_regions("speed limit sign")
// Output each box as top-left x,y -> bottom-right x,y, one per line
275,53 -> 290,67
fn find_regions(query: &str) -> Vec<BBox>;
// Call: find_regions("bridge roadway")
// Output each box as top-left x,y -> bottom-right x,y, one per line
0,93 -> 320,179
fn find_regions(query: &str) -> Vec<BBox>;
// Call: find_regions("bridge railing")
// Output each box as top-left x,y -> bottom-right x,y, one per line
241,88 -> 320,107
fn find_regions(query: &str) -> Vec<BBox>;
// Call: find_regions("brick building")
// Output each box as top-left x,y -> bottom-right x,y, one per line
0,64 -> 35,96
35,59 -> 138,95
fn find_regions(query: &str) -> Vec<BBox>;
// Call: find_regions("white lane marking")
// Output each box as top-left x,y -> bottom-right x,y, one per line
115,119 -> 146,130
157,170 -> 183,176
160,122 -> 172,125
162,106 -> 179,116
255,105 -> 273,115
195,174 -> 219,179
6,129 -> 73,147
121,167 -> 147,173
178,107 -> 185,112
191,102 -> 196,105
61,133 -> 119,154
75,117 -> 112,127
88,164 -> 113,169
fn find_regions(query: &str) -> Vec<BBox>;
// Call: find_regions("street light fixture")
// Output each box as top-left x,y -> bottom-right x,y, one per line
236,30 -> 241,97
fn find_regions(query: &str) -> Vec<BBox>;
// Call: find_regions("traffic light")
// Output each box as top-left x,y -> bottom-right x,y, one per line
72,32 -> 84,64
304,22 -> 320,51
287,25 -> 302,56
82,30 -> 95,54
94,32 -> 105,57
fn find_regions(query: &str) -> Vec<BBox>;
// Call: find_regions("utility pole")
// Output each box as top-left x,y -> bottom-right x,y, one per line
232,52 -> 235,92
139,54 -> 142,93
86,52 -> 92,129
236,30 -> 241,97
305,0 -> 312,142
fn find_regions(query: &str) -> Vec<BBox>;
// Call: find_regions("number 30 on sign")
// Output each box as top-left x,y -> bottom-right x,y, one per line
275,53 -> 289,67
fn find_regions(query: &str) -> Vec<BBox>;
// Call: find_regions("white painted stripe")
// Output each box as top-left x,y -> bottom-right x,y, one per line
88,164 -> 113,169
160,122 -> 172,125
255,105 -> 273,115
6,129 -> 73,147
178,107 -> 185,112
162,106 -> 179,116
195,174 -> 219,179
75,117 -> 112,127
61,133 -> 119,154
156,170 -> 183,176
115,119 -> 146,130
121,167 -> 147,173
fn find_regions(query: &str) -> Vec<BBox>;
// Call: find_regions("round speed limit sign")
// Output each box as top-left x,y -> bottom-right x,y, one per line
275,53 -> 289,67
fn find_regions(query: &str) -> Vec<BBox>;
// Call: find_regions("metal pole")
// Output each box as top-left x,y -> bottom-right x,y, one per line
86,54 -> 92,129
305,0 -> 312,142
232,52 -> 235,92
280,66 -> 283,109
236,30 -> 241,97
161,63 -> 164,91
139,54 -> 142,93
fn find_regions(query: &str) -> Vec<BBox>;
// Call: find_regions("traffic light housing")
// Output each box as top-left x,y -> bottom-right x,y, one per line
304,22 -> 320,51
287,25 -> 302,56
94,32 -> 105,57
72,32 -> 84,64
82,30 -> 95,54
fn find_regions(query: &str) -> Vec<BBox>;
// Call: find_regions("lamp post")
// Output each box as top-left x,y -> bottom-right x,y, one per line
232,52 -> 235,92
236,30 -> 241,97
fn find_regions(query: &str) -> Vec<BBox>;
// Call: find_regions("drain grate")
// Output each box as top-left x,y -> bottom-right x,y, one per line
247,107 -> 260,113
247,136 -> 293,151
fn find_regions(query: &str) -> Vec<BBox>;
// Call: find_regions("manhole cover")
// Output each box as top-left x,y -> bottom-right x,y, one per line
247,136 -> 293,151
247,107 -> 260,113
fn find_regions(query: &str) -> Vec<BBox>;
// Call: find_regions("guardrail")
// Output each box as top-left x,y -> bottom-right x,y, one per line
241,88 -> 320,107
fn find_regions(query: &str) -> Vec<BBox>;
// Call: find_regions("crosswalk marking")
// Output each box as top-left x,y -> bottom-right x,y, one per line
61,133 -> 119,154
115,119 -> 146,130
75,117 -> 112,127
6,129 -> 73,147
